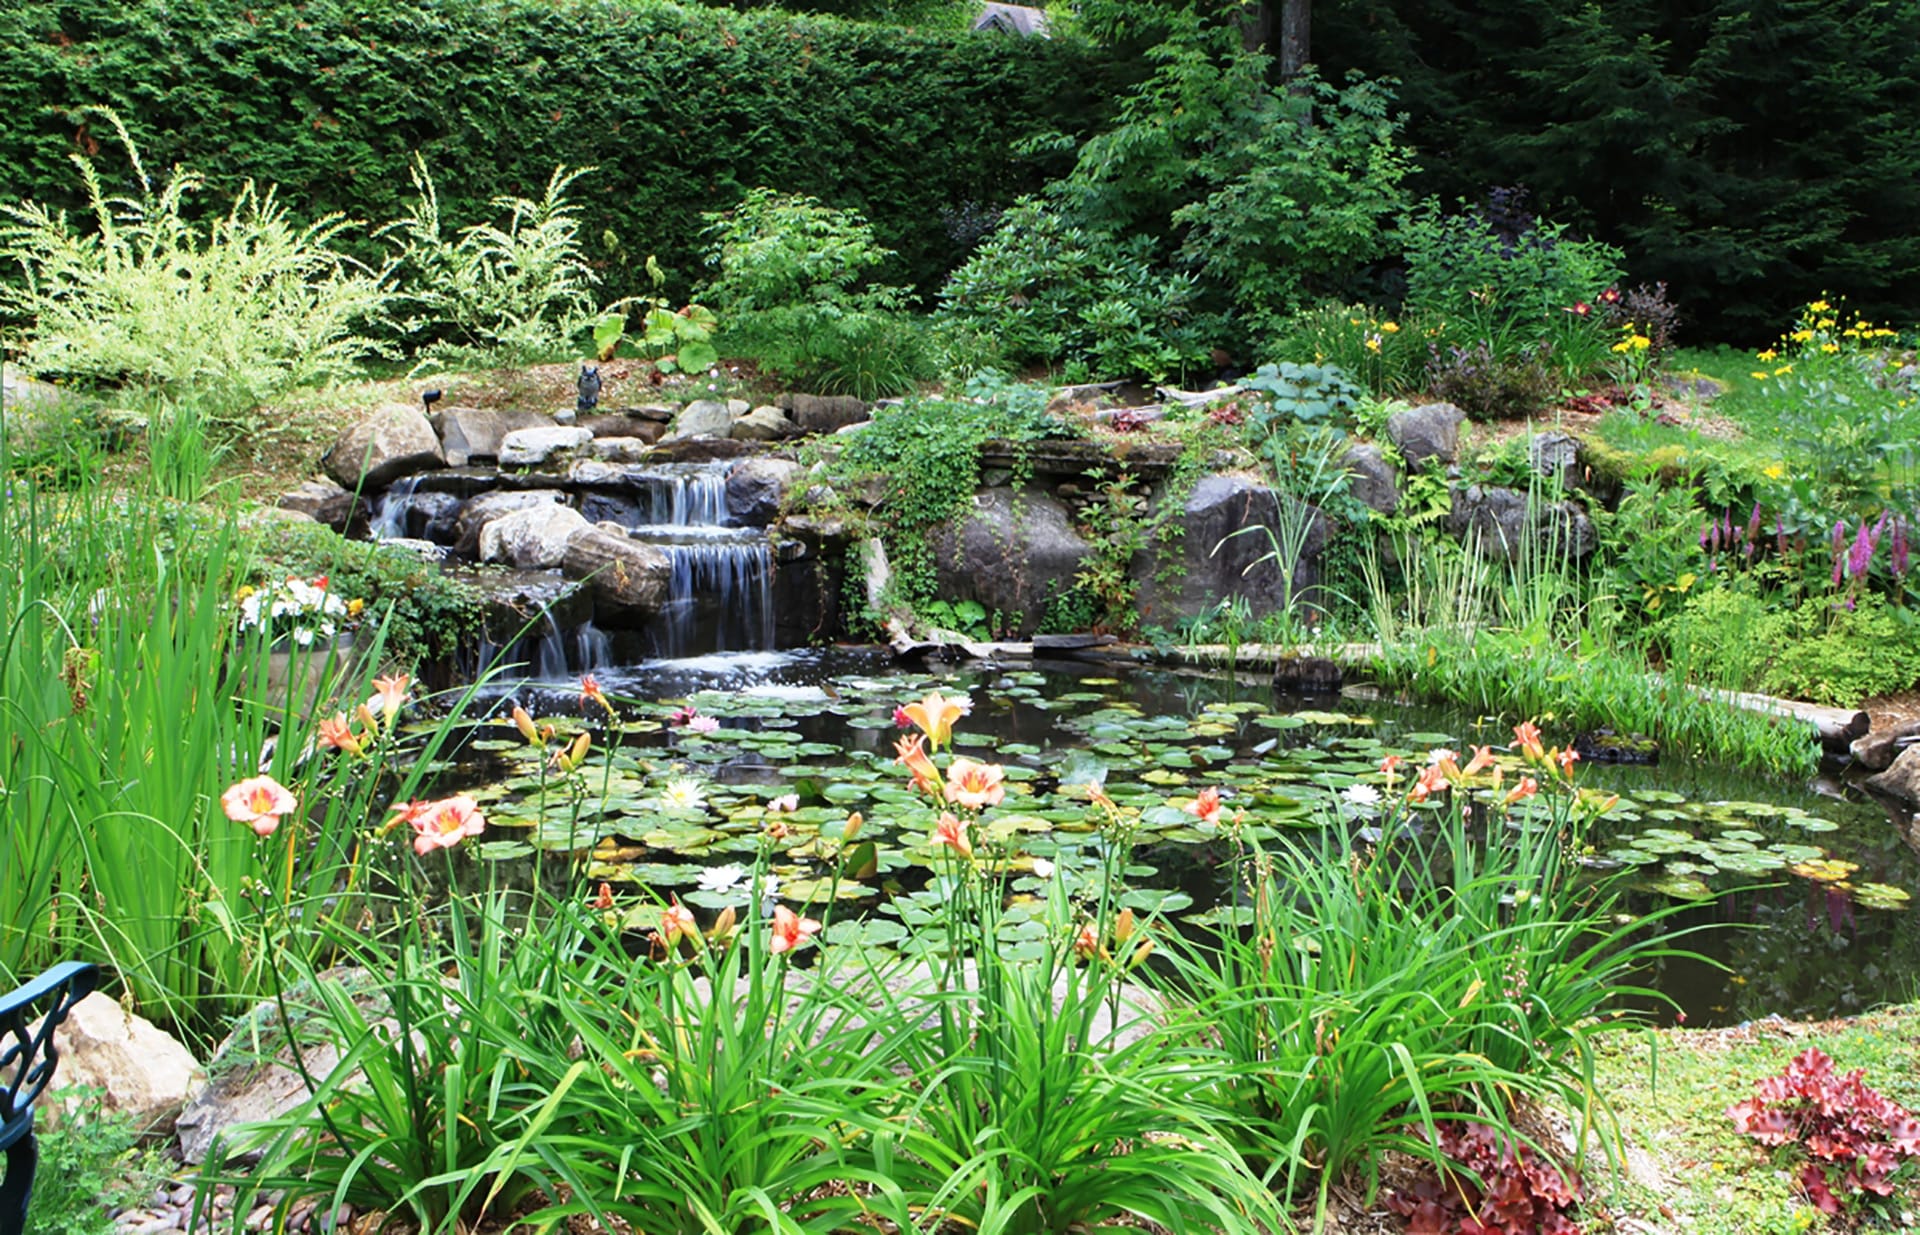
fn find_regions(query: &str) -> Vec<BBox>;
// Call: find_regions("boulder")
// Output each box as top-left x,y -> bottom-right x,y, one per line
1447,485 -> 1596,561
1386,401 -> 1465,470
277,478 -> 361,530
731,405 -> 796,441
668,399 -> 734,440
322,403 -> 446,490
1130,474 -> 1328,623
646,436 -> 760,463
587,436 -> 656,463
930,487 -> 1091,637
1851,719 -> 1920,772
51,994 -> 205,1137
622,404 -> 678,424
1865,743 -> 1920,812
431,407 -> 553,467
382,490 -> 463,545
580,414 -> 666,445
499,425 -> 593,467
175,968 -> 385,1165
726,458 -> 804,527
779,393 -> 869,435
561,528 -> 673,625
479,503 -> 590,569
452,490 -> 568,557
1340,442 -> 1399,515
1528,430 -> 1581,484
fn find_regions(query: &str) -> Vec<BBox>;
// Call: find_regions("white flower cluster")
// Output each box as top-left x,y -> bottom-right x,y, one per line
237,576 -> 350,647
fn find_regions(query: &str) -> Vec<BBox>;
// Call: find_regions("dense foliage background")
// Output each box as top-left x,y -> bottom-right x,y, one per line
0,0 -> 1128,301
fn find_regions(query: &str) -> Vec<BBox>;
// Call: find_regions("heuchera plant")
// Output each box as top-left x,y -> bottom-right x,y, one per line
1385,1121 -> 1583,1235
1728,1047 -> 1920,1216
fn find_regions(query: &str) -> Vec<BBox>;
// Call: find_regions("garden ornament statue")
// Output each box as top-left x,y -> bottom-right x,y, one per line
0,961 -> 100,1235
577,364 -> 602,414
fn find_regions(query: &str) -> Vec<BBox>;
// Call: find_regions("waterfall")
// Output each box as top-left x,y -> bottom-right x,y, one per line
613,464 -> 778,660
370,475 -> 424,540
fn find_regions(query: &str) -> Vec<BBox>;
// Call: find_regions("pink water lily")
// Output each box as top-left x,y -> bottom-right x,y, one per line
222,775 -> 297,837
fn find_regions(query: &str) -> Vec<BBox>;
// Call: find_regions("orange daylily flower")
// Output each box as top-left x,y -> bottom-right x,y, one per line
316,713 -> 363,756
768,905 -> 821,955
580,674 -> 616,719
1184,787 -> 1226,826
944,758 -> 1006,810
1409,762 -> 1450,803
931,811 -> 974,859
900,690 -> 971,751
1073,921 -> 1103,961
895,734 -> 943,799
1556,747 -> 1581,778
367,674 -> 410,723
1503,776 -> 1539,805
661,899 -> 699,945
1459,746 -> 1496,777
1512,721 -> 1545,762
407,794 -> 487,856
221,775 -> 297,838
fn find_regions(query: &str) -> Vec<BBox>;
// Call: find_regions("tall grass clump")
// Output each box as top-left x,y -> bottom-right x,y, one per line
0,110 -> 392,423
1159,732 -> 1695,1230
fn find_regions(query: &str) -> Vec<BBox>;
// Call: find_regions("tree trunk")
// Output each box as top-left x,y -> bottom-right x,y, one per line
1279,0 -> 1310,79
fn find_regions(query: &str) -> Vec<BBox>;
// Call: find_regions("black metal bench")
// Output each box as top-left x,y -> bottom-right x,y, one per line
0,962 -> 100,1235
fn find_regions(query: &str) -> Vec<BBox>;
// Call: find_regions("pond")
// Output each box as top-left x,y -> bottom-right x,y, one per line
441,649 -> 1920,1028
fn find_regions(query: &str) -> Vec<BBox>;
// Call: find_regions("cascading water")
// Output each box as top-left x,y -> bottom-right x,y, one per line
370,475 -> 425,540
611,463 -> 776,659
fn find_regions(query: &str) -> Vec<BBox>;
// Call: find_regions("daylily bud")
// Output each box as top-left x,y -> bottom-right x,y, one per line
1113,907 -> 1136,945
711,905 -> 737,941
510,705 -> 542,746
1128,940 -> 1155,969
842,812 -> 863,842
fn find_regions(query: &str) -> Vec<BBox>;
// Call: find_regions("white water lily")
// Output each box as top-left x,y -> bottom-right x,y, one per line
1031,858 -> 1056,878
698,864 -> 747,894
1342,783 -> 1383,808
659,778 -> 708,812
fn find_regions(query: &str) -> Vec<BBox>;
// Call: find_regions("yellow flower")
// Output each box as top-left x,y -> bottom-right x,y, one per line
1380,321 -> 1400,333
1631,335 -> 1651,351
1757,349 -> 1777,361
1809,299 -> 1832,313
1821,342 -> 1840,353
1750,371 -> 1770,380
1762,463 -> 1786,479
1364,335 -> 1382,353
1816,318 -> 1837,330
1774,364 -> 1793,375
1791,329 -> 1814,343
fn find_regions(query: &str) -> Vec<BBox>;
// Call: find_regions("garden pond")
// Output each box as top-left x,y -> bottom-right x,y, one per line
426,650 -> 1920,1028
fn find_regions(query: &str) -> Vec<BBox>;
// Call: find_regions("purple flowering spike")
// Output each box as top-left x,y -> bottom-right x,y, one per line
1832,520 -> 1848,556
1747,502 -> 1763,543
1894,517 -> 1910,578
1710,518 -> 1722,553
1872,509 -> 1890,547
1849,522 -> 1874,579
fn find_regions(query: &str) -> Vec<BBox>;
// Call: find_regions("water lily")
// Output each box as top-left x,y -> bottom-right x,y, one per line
901,690 -> 971,751
1032,857 -> 1056,878
406,795 -> 487,856
895,734 -> 943,799
1342,783 -> 1382,809
660,778 -> 708,811
931,811 -> 974,859
768,905 -> 820,955
768,793 -> 799,813
698,864 -> 748,894
221,775 -> 297,837
687,714 -> 720,735
944,758 -> 1006,810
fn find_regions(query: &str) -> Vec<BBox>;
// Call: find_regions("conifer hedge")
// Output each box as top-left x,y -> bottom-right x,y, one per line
0,0 -> 1126,300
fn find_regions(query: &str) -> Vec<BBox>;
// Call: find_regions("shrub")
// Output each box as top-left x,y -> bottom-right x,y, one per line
1268,303 -> 1431,396
383,160 -> 599,361
1399,191 -> 1623,360
0,110 -> 391,421
1754,593 -> 1920,706
29,1089 -> 147,1235
1425,338 -> 1560,419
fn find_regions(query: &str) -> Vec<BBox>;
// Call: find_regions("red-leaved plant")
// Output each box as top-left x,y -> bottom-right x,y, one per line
1728,1047 -> 1920,1217
1385,1121 -> 1583,1235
